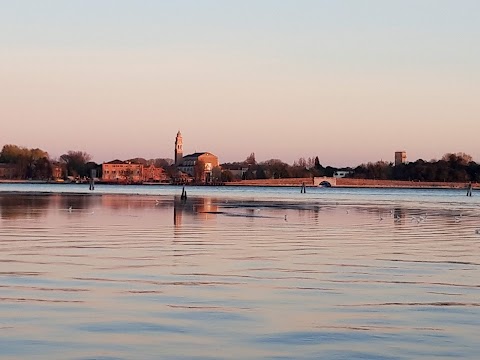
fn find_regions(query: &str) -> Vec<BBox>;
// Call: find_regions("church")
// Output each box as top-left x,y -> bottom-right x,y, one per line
174,131 -> 219,183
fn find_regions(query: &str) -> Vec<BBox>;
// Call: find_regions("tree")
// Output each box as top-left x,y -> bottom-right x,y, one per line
290,157 -> 311,177
293,157 -> 307,168
245,152 -> 256,166
242,168 -> 256,180
306,157 -> 315,169
0,144 -> 30,163
31,157 -> 52,180
128,157 -> 147,165
85,162 -> 101,178
221,170 -> 234,182
467,162 -> 480,182
0,144 -> 51,179
442,152 -> 472,166
152,158 -> 174,168
212,166 -> 222,182
261,159 -> 289,178
353,161 -> 392,180
60,151 -> 92,178
256,166 -> 267,179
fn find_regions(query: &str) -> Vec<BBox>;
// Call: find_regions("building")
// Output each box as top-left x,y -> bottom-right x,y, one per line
143,163 -> 168,182
395,151 -> 407,166
51,163 -> 64,180
175,131 -> 183,166
102,160 -> 143,183
174,131 -> 219,183
102,160 -> 166,183
177,152 -> 219,183
333,170 -> 351,178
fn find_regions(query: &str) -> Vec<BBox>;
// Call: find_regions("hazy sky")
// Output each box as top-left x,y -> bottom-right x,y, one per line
1,1 -> 479,166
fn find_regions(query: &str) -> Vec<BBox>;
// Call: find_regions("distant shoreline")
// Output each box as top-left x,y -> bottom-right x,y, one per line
0,178 -> 477,190
227,178 -> 478,190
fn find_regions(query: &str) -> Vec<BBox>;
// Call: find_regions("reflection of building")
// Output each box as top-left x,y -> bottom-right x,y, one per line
173,197 -> 218,228
0,163 -> 18,179
174,131 -> 219,183
395,151 -> 407,166
102,160 -> 166,183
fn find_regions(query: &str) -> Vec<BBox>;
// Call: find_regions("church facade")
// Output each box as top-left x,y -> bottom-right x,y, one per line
174,131 -> 219,183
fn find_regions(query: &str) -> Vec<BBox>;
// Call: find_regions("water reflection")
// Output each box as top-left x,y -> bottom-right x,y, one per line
173,196 -> 219,232
2,193 -> 480,232
1,192 -> 480,358
0,194 -> 51,219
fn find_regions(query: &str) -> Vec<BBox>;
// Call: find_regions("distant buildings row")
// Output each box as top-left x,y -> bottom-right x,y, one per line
101,131 -> 220,183
101,160 -> 168,183
0,131 -> 220,183
1,136 -> 406,182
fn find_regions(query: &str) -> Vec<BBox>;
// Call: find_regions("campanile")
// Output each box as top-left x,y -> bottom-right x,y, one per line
175,131 -> 183,165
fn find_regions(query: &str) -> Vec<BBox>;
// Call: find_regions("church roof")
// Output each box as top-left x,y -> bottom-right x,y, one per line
104,159 -> 125,164
182,152 -> 215,159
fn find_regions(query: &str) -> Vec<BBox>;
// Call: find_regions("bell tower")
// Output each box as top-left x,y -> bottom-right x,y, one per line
175,131 -> 183,166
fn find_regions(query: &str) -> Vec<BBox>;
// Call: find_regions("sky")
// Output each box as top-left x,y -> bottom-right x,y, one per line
1,1 -> 479,167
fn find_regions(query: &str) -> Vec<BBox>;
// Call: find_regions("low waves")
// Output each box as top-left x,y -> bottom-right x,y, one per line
1,187 -> 480,359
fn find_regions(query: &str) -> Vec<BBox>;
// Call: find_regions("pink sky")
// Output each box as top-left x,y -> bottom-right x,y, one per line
1,2 -> 479,166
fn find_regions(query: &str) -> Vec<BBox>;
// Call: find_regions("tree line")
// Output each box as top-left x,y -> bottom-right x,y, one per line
220,152 -> 479,183
0,144 -> 175,180
220,153 -> 349,182
352,153 -> 480,182
1,145 -> 479,183
0,145 -> 95,180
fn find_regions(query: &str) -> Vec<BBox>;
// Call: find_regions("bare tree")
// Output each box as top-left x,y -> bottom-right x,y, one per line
60,151 -> 92,178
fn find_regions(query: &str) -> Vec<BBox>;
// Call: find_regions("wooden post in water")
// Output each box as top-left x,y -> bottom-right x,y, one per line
89,169 -> 96,191
467,182 -> 473,197
301,182 -> 306,193
181,186 -> 187,200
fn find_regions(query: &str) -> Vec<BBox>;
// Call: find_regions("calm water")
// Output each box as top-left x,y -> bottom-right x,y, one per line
1,184 -> 480,359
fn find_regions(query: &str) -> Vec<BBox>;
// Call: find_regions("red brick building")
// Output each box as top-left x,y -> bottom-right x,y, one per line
102,160 -> 166,183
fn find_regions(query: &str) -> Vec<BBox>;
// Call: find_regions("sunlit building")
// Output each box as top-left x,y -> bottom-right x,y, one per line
143,163 -> 167,182
102,160 -> 166,183
174,131 -> 219,183
395,151 -> 407,166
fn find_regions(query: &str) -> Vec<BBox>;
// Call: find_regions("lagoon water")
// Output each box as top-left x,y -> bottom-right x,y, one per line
1,184 -> 480,359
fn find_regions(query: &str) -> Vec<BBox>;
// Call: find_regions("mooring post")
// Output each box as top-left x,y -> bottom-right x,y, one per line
467,182 -> 473,197
89,169 -> 96,191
